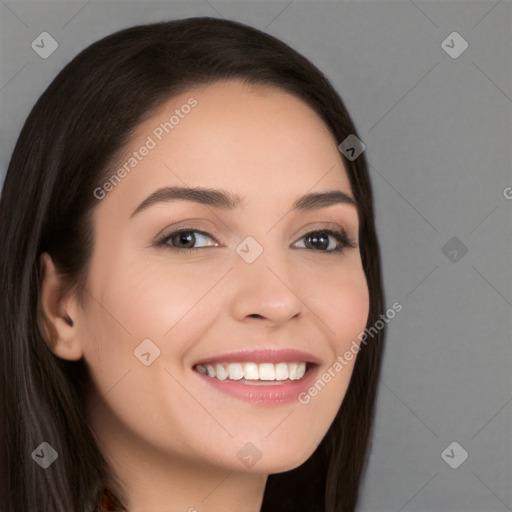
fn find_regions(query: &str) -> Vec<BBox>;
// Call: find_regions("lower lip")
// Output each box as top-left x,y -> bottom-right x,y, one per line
193,365 -> 320,404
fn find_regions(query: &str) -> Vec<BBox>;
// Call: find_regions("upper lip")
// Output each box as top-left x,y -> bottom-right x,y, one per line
193,348 -> 322,367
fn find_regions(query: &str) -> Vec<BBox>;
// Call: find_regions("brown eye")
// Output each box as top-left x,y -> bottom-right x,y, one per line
155,229 -> 218,253
294,229 -> 355,253
169,231 -> 198,249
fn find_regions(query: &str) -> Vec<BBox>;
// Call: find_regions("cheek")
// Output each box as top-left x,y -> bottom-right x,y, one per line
309,260 -> 370,350
79,253 -> 225,407
334,271 -> 369,352
79,257 -> 211,444
299,261 -> 369,410
85,255 -> 214,345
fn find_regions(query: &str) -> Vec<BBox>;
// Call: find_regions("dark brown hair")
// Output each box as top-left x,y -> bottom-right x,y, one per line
0,17 -> 386,512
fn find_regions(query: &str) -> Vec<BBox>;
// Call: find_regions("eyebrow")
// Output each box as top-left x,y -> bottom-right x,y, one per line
130,186 -> 356,218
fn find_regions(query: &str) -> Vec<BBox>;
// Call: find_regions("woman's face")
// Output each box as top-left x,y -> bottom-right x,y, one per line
77,79 -> 369,475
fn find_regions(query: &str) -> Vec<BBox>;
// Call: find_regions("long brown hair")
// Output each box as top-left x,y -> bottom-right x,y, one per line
0,17 -> 386,511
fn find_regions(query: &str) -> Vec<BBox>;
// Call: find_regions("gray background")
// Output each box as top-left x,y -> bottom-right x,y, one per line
1,1 -> 511,510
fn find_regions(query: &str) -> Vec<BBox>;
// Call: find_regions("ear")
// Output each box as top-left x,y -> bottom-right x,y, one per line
37,252 -> 84,361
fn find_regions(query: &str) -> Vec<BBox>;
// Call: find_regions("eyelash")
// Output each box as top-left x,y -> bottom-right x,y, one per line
154,227 -> 356,255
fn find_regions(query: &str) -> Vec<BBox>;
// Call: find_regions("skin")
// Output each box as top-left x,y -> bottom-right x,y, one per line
38,79 -> 369,512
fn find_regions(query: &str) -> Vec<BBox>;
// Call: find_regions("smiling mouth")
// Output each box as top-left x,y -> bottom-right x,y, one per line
193,361 -> 315,384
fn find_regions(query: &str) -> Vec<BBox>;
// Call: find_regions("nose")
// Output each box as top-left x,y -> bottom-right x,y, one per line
229,247 -> 304,327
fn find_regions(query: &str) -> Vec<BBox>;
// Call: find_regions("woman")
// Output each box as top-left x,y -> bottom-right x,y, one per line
0,17 -> 385,512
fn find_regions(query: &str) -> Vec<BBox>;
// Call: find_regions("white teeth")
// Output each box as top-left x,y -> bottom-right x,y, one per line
228,363 -> 244,380
243,362 -> 259,380
258,363 -> 275,380
196,361 -> 308,381
275,362 -> 289,381
216,364 -> 228,380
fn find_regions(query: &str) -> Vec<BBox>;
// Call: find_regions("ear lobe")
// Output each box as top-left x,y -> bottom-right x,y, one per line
37,252 -> 83,361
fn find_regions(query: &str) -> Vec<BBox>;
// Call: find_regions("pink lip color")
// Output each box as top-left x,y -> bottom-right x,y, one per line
193,364 -> 320,405
193,348 -> 322,366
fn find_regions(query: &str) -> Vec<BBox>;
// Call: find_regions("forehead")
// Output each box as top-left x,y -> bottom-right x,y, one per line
98,79 -> 353,217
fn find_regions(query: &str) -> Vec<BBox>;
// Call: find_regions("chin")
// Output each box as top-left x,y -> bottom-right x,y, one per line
235,442 -> 320,475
